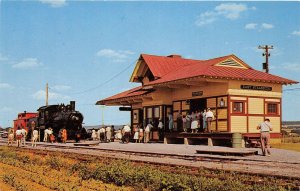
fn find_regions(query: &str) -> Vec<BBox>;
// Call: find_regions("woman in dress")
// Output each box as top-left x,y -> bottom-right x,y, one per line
138,126 -> 144,143
133,125 -> 139,143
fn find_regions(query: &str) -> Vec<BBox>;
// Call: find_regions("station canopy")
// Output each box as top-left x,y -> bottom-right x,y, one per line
96,54 -> 298,106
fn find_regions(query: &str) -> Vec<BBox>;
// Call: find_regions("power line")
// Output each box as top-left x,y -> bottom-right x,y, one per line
69,61 -> 136,95
283,88 -> 300,92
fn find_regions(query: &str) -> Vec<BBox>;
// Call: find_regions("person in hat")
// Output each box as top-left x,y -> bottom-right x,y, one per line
257,119 -> 272,156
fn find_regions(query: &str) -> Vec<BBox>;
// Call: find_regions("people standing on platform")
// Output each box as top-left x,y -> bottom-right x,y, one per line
133,125 -> 139,143
191,116 -> 199,133
158,119 -> 164,140
31,129 -> 38,147
99,126 -> 106,142
199,111 -> 204,132
111,126 -> 115,142
176,111 -> 182,132
15,127 -> 22,147
7,128 -> 14,146
202,109 -> 207,132
220,98 -> 225,107
62,128 -> 67,144
257,119 -> 272,156
58,129 -> 62,142
106,126 -> 112,142
97,129 -> 101,141
123,124 -> 131,143
21,125 -> 27,146
91,129 -> 97,141
191,111 -> 196,121
49,128 -> 55,143
139,126 -> 144,143
206,108 -> 214,132
186,112 -> 192,132
168,112 -> 174,132
116,129 -> 122,141
144,122 -> 153,143
44,128 -> 52,142
182,115 -> 187,132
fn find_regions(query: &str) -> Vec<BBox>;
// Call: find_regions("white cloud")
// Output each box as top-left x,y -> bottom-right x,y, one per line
12,58 -> 43,69
51,85 -> 72,91
215,3 -> 248,20
292,30 -> 300,36
39,0 -> 66,8
196,3 -> 250,27
195,11 -> 218,27
96,49 -> 134,62
245,23 -> 257,30
32,90 -> 70,100
0,83 -> 14,89
245,23 -> 274,31
261,23 -> 274,29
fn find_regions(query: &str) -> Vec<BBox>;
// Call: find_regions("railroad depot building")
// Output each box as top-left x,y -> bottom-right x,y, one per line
97,54 -> 298,145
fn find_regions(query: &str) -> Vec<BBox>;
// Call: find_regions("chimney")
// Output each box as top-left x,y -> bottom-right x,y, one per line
167,54 -> 181,58
70,101 -> 75,111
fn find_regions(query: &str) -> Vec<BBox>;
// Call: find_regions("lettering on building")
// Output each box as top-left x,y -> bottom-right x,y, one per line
241,85 -> 272,91
192,91 -> 203,97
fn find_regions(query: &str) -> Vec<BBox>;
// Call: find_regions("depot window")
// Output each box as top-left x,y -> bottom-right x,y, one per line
232,102 -> 244,114
267,103 -> 278,115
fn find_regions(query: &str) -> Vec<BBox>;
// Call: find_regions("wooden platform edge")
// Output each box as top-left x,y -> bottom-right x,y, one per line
196,149 -> 258,157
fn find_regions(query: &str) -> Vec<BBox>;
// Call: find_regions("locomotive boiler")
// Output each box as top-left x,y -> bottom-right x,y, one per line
34,101 -> 85,141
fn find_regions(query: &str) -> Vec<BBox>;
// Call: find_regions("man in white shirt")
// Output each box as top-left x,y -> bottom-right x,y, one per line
106,126 -> 112,142
206,108 -> 214,132
15,127 -> 23,147
99,127 -> 106,142
144,122 -> 153,143
123,125 -> 131,143
21,126 -> 27,146
158,119 -> 164,140
257,119 -> 272,156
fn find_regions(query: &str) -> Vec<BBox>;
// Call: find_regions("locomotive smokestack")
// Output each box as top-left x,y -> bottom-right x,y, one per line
70,101 -> 75,111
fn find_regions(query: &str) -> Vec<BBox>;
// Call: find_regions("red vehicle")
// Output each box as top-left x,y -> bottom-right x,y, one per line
13,112 -> 38,133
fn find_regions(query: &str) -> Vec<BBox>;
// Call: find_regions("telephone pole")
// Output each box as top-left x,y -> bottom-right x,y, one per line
100,105 -> 105,127
258,45 -> 273,73
46,83 -> 49,106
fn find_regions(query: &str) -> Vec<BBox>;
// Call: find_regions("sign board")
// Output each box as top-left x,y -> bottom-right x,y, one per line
192,91 -> 203,97
241,85 -> 272,91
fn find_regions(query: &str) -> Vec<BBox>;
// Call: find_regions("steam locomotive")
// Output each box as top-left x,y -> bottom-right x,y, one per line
15,101 -> 86,141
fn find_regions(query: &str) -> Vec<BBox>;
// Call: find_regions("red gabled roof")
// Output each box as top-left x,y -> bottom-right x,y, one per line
142,54 -> 297,85
96,86 -> 148,104
140,54 -> 200,78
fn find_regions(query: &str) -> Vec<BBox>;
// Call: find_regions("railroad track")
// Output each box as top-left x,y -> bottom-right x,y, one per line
1,139 -> 300,180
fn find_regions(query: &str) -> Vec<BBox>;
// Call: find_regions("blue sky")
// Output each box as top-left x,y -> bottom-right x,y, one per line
0,1 -> 300,127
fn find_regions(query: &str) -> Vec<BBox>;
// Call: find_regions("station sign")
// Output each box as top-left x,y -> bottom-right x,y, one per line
192,91 -> 203,97
241,85 -> 272,91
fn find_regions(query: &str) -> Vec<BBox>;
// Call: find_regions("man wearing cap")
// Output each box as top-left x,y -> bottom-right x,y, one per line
257,119 -> 272,156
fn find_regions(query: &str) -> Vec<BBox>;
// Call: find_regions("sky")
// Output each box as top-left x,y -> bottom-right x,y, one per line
0,1 -> 300,128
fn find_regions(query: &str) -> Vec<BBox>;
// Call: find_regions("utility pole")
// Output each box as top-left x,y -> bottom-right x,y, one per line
46,83 -> 49,106
100,105 -> 105,127
258,45 -> 273,73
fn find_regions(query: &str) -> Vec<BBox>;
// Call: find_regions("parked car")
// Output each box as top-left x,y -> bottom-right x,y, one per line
1,131 -> 8,138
